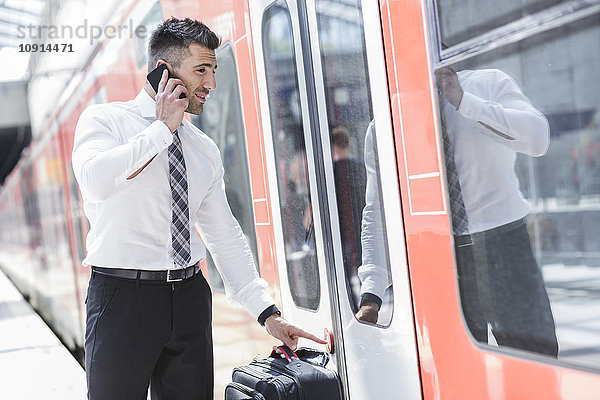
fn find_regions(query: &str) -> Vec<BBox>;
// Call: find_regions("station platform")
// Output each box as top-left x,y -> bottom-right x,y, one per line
0,268 -> 86,399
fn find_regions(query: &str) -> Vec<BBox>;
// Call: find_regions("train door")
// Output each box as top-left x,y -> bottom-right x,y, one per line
250,1 -> 422,398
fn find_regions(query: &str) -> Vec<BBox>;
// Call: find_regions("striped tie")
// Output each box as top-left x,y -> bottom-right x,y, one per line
168,129 -> 191,268
441,119 -> 469,235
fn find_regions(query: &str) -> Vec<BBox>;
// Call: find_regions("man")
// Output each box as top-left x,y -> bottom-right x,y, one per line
331,126 -> 366,307
436,65 -> 558,356
72,18 -> 325,400
356,66 -> 559,355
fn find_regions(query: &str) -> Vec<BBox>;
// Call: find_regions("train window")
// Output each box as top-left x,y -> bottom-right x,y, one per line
191,43 -> 259,292
435,12 -> 600,369
21,166 -> 43,262
134,1 -> 162,69
262,1 -> 321,311
316,0 -> 393,326
436,0 -> 566,48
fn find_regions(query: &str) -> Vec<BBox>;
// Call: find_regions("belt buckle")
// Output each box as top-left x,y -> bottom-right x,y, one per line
166,268 -> 185,283
456,234 -> 474,248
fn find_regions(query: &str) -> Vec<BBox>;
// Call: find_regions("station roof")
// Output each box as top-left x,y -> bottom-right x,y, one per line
0,0 -> 43,184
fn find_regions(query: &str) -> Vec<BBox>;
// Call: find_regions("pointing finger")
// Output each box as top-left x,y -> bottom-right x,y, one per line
293,328 -> 327,345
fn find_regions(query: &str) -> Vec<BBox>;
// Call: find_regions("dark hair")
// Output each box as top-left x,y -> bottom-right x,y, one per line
331,126 -> 350,148
148,17 -> 221,70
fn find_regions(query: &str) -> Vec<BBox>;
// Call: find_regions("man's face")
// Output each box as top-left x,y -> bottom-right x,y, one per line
172,43 -> 217,115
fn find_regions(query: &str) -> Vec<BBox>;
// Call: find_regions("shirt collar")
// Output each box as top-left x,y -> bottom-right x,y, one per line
136,88 -> 193,130
135,88 -> 158,119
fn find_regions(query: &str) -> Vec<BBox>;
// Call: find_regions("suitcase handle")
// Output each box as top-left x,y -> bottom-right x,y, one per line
270,345 -> 300,363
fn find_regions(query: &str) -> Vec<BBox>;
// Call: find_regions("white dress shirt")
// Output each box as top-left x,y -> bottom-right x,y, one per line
72,89 -> 274,318
443,69 -> 550,234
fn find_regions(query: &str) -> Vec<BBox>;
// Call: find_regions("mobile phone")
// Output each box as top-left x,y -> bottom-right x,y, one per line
146,64 -> 186,99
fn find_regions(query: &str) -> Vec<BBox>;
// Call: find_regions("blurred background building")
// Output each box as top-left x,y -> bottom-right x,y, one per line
0,0 -> 124,184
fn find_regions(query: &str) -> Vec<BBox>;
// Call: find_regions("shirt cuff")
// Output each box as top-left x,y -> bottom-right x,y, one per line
257,304 -> 281,326
115,121 -> 173,184
358,263 -> 390,301
237,282 -> 277,319
457,91 -> 484,121
360,293 -> 382,310
147,120 -> 173,152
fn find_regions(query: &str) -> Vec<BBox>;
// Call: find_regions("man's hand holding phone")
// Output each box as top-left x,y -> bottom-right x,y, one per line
436,66 -> 463,109
155,68 -> 189,133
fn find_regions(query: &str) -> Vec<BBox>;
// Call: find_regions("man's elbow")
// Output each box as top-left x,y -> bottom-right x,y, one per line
530,141 -> 549,157
75,162 -> 113,202
520,114 -> 550,157
531,117 -> 550,157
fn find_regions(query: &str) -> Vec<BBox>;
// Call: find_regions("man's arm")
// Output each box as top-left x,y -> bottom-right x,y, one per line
437,67 -> 550,156
355,122 -> 390,324
72,110 -> 172,202
195,158 -> 326,348
73,70 -> 190,201
127,156 -> 158,180
125,71 -> 190,180
195,162 -> 275,316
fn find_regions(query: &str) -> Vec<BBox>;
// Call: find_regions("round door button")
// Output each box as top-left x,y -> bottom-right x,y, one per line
324,328 -> 334,354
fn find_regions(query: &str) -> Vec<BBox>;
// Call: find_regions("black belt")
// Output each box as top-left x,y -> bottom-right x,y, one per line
454,218 -> 526,247
92,264 -> 201,283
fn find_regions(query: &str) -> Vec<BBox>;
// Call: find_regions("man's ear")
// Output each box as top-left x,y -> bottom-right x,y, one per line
156,60 -> 176,75
148,60 -> 168,75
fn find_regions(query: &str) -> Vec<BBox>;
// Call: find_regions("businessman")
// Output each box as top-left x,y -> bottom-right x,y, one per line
72,17 -> 325,400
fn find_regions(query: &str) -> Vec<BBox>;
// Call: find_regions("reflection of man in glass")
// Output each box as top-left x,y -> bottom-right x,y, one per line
355,121 -> 390,324
331,126 -> 366,306
436,64 -> 558,356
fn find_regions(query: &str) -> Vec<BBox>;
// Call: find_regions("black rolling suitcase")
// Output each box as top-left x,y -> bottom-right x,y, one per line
225,346 -> 343,400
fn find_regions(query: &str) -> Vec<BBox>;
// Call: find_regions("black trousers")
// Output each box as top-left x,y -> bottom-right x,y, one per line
85,270 -> 213,400
455,218 -> 559,356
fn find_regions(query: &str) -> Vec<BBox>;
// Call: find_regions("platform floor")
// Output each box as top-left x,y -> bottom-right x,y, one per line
0,268 -> 86,399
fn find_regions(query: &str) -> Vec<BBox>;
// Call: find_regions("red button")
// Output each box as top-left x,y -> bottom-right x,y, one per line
324,328 -> 334,354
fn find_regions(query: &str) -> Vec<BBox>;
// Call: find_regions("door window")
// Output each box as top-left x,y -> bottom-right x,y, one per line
192,43 -> 260,291
316,0 -> 394,325
262,1 -> 321,311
